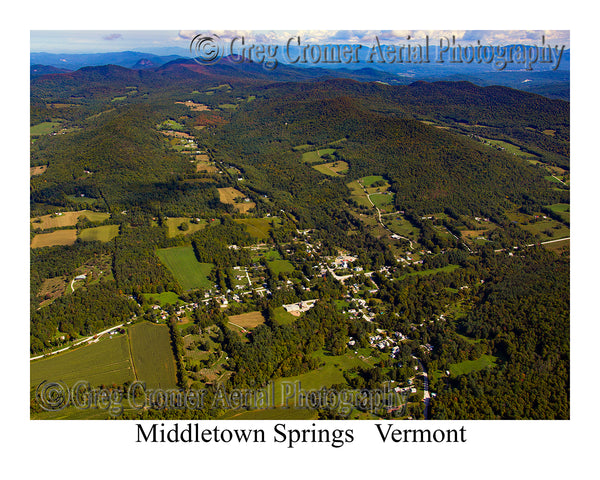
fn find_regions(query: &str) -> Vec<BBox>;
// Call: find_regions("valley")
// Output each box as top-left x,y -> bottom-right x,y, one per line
30,57 -> 569,421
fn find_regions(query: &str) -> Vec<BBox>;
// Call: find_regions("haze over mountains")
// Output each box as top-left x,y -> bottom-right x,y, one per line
31,46 -> 570,100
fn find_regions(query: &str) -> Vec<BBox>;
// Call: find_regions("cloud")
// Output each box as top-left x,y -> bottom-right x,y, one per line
176,30 -> 569,48
102,33 -> 122,41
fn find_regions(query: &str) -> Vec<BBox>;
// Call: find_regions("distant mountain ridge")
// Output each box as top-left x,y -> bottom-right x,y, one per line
30,50 -> 571,101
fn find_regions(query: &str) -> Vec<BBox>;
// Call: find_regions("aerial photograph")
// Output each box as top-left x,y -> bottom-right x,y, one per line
29,29 -> 570,421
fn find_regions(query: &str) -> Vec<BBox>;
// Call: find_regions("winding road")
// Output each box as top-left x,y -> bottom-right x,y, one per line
359,181 -> 413,248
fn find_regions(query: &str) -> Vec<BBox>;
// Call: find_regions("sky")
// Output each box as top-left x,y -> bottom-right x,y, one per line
30,30 -> 570,54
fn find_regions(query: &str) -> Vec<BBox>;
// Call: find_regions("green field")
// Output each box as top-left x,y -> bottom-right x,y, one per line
165,217 -> 207,238
370,193 -> 394,207
30,335 -> 134,388
547,203 -> 570,223
158,119 -> 184,130
361,175 -> 386,187
312,160 -> 349,177
157,246 -> 214,290
397,264 -> 460,281
385,216 -> 420,238
272,306 -> 297,325
111,96 -> 127,102
544,175 -> 566,185
219,407 -> 318,420
65,195 -> 100,206
30,121 -> 62,136
449,354 -> 498,376
521,219 -> 570,241
128,322 -> 177,389
79,224 -> 120,242
481,138 -> 538,159
268,259 -> 295,276
142,291 -> 181,306
272,349 -> 373,400
235,217 -> 277,240
301,148 -> 336,163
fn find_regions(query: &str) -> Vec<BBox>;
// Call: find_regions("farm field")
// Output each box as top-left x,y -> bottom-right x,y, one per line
384,216 -> 420,238
219,407 -> 318,420
65,195 -> 100,207
543,238 -> 570,254
79,224 -> 120,242
128,321 -> 177,389
217,187 -> 255,213
30,121 -> 62,136
369,192 -> 394,207
235,217 -> 278,240
266,252 -> 294,275
30,165 -> 47,176
312,160 -> 349,176
480,138 -> 538,159
31,229 -> 77,248
301,148 -> 336,163
156,246 -> 214,290
141,291 -> 181,306
397,264 -> 460,281
361,175 -> 386,187
175,100 -> 210,111
228,311 -> 265,329
521,219 -> 570,241
547,203 -> 570,223
449,354 -> 498,376
30,335 -> 134,388
165,217 -> 207,238
194,154 -> 218,173
272,349 -> 373,399
31,210 -> 110,230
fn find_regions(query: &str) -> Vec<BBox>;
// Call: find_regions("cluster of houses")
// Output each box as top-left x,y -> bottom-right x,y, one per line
348,329 -> 409,359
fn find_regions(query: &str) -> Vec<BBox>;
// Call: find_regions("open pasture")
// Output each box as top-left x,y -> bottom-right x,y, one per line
79,224 -> 120,242
312,160 -> 349,176
157,246 -> 214,290
31,229 -> 77,248
218,187 -> 255,213
31,210 -> 110,230
228,311 -> 265,329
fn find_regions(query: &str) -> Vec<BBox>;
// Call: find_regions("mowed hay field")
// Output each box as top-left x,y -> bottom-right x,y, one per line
165,217 -> 206,238
79,225 -> 120,242
31,210 -> 110,230
228,311 -> 265,329
235,217 -> 274,240
128,322 -> 177,389
31,229 -> 77,248
30,335 -> 134,388
301,148 -> 336,163
312,160 -> 349,177
30,165 -> 47,176
156,246 -> 214,290
218,187 -> 255,213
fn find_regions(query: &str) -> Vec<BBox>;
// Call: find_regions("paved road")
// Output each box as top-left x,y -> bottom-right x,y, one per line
494,236 -> 570,253
412,356 -> 430,419
30,323 -> 125,361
